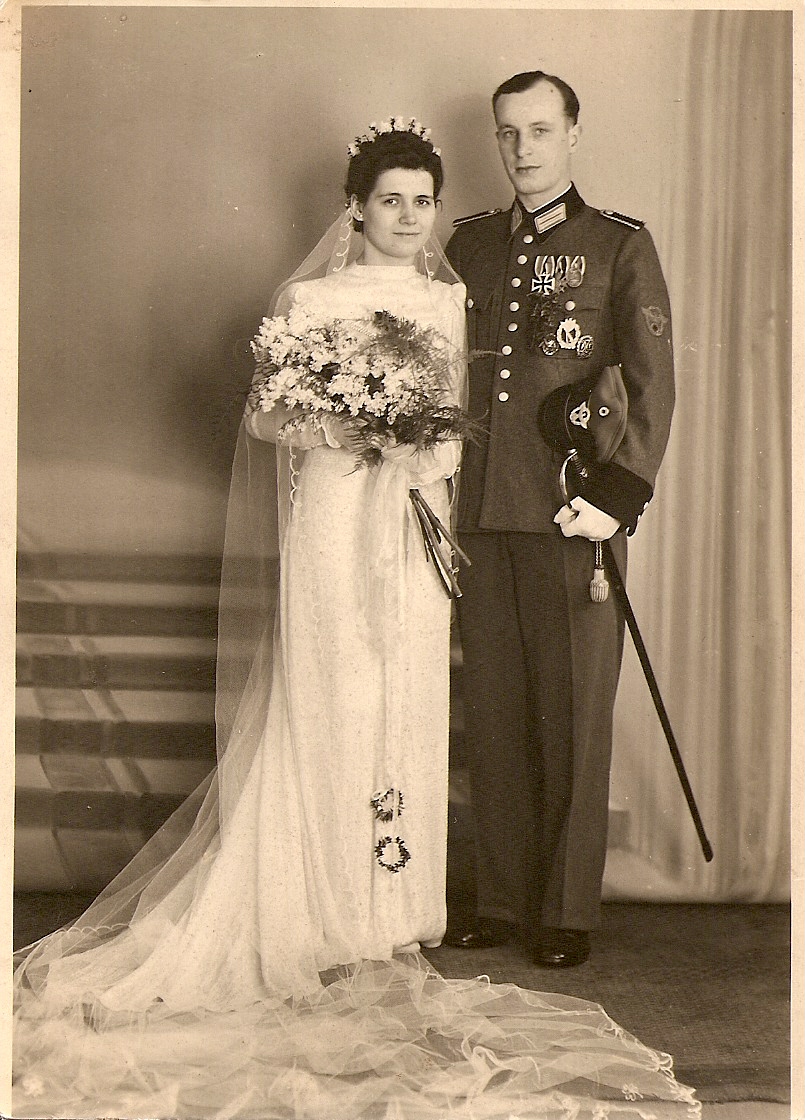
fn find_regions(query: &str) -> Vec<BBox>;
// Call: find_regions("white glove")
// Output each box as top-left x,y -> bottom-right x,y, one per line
553,496 -> 621,541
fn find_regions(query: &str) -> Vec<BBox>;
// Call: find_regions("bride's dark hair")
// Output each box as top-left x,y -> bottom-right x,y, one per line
345,130 -> 443,232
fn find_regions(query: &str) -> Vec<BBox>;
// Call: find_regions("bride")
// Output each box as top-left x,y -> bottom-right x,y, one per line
12,119 -> 700,1120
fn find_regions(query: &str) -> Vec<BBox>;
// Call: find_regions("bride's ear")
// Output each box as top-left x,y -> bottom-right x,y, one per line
348,196 -> 363,224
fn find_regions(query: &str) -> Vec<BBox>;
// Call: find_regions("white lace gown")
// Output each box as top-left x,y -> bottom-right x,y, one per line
12,266 -> 700,1120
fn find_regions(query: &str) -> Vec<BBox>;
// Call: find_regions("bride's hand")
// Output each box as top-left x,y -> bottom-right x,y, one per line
321,415 -> 365,453
245,404 -> 306,444
381,440 -> 460,480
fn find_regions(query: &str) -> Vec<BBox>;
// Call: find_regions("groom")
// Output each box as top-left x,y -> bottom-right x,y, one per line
445,71 -> 674,966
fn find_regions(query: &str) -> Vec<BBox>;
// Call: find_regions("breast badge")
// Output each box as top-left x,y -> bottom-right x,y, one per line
557,318 -> 582,350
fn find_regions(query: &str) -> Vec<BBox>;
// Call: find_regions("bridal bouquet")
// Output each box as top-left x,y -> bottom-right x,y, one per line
248,307 -> 473,467
248,306 -> 473,597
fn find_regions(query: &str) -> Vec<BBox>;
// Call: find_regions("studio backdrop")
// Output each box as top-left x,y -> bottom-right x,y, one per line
17,7 -> 791,903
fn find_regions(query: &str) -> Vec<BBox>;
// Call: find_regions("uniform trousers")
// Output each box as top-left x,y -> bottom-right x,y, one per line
456,530 -> 626,933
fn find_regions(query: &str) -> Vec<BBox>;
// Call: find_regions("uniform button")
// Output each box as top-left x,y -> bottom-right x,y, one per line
501,345 -> 512,355
565,300 -> 576,310
499,369 -> 511,379
507,323 -> 518,333
466,297 -> 475,308
509,301 -> 520,311
511,277 -> 522,288
517,254 -> 528,264
523,234 -> 534,244
498,391 -> 509,402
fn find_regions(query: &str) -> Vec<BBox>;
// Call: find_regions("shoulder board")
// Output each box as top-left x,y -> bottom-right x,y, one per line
600,209 -> 644,230
452,208 -> 503,227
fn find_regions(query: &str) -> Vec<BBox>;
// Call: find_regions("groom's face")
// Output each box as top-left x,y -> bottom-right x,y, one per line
494,81 -> 579,209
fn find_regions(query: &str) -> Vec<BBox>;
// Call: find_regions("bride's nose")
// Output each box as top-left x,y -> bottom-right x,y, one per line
399,205 -> 417,225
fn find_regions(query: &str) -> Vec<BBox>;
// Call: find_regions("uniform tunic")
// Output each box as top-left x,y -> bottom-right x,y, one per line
446,185 -> 674,930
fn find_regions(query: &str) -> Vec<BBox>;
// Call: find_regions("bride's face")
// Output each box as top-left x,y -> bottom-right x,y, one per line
351,167 -> 438,266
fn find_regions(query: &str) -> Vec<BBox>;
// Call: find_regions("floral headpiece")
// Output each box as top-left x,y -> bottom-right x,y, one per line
347,117 -> 441,158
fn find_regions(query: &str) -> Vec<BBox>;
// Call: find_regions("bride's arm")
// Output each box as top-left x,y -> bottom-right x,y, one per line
245,404 -> 361,451
244,404 -> 305,444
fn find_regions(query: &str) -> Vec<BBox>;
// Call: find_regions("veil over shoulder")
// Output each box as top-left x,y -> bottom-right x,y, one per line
12,211 -> 700,1120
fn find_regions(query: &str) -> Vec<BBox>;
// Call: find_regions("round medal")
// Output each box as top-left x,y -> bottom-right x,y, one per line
566,267 -> 583,288
541,337 -> 560,356
576,335 -> 595,358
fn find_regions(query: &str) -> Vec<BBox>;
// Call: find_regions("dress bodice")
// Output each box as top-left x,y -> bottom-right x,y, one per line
284,265 -> 466,342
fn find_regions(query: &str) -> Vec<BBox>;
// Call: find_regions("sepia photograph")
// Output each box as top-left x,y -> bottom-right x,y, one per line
1,4 -> 799,1119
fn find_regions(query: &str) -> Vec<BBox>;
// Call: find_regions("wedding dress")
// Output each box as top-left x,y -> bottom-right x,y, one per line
12,249 -> 700,1120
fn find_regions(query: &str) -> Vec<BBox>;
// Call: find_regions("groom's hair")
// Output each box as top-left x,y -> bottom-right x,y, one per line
492,71 -> 580,126
345,131 -> 443,232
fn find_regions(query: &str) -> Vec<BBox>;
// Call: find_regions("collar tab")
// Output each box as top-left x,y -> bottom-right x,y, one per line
510,185 -> 582,239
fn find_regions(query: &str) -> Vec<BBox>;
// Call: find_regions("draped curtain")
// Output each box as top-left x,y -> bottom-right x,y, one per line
604,10 -> 792,902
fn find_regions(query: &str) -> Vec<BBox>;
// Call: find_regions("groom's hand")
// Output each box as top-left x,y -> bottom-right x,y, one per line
553,497 -> 621,541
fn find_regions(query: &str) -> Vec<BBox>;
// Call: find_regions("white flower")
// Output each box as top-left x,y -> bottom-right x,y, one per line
378,119 -> 393,134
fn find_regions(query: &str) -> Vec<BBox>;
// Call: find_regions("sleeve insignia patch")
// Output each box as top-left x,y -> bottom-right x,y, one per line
642,305 -> 669,336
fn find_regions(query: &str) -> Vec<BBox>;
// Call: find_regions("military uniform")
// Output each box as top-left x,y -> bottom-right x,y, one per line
446,184 -> 674,932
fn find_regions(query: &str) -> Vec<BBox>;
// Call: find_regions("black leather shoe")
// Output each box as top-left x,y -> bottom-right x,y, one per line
533,928 -> 591,968
443,917 -> 516,949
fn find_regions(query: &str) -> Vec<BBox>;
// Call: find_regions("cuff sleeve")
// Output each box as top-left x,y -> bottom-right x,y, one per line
580,461 -> 653,535
245,407 -> 326,449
